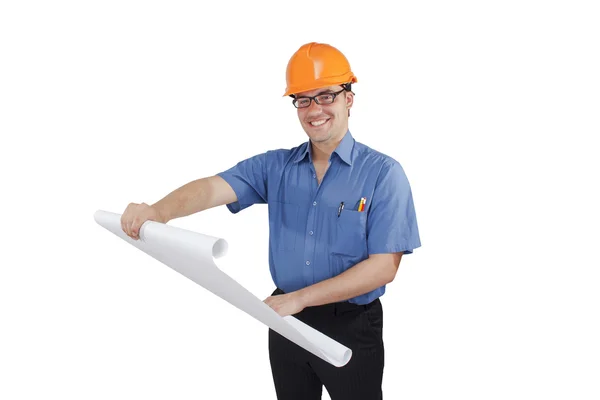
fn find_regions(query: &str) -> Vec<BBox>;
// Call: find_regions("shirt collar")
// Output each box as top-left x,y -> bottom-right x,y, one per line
293,130 -> 355,166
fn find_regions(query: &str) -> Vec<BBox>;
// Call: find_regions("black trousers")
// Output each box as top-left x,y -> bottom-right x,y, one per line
268,288 -> 384,400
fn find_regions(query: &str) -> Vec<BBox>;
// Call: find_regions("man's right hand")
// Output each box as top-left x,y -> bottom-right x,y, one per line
120,202 -> 163,240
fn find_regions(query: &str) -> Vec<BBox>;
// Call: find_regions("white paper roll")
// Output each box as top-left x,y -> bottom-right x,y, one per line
93,210 -> 352,367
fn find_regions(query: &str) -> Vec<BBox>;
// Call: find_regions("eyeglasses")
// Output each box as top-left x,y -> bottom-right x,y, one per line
292,88 -> 346,109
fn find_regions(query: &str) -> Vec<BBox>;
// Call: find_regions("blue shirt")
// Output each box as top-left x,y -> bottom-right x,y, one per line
217,130 -> 421,305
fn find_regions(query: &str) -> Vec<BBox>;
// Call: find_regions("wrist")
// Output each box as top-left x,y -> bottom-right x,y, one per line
296,287 -> 312,309
152,203 -> 169,224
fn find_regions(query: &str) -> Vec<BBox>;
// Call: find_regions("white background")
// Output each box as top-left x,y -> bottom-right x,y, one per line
1,1 -> 599,399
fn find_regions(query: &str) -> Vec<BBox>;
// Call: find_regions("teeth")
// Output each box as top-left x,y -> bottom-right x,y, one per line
310,119 -> 328,127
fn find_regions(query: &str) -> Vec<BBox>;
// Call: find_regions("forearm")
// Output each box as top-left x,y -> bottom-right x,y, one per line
297,253 -> 401,307
151,177 -> 217,223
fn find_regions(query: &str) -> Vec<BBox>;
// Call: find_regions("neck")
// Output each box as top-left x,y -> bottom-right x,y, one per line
311,126 -> 348,163
310,141 -> 336,163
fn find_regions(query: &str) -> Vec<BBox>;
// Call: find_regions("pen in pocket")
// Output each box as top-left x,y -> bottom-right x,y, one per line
337,202 -> 344,217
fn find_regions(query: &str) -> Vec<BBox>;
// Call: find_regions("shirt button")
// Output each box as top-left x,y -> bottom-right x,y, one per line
313,201 -> 317,206
309,231 -> 313,235
313,174 -> 316,178
306,260 -> 311,266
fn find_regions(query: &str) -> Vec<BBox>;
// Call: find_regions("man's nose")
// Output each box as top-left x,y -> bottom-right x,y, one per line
306,99 -> 323,112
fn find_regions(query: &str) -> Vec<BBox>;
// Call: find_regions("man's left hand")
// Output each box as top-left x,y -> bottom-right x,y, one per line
263,292 -> 306,317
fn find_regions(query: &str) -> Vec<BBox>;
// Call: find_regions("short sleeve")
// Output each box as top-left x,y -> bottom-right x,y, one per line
216,151 -> 269,214
367,161 -> 421,255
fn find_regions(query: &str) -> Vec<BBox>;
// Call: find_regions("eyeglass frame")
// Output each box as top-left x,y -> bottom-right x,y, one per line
290,84 -> 353,109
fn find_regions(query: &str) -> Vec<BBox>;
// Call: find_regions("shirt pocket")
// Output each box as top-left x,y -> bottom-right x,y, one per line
331,209 -> 368,257
269,201 -> 300,251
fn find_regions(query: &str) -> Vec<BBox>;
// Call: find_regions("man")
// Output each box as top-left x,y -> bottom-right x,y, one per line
121,42 -> 421,400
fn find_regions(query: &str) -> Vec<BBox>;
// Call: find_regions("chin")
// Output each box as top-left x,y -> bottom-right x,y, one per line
306,130 -> 332,143
314,133 -> 333,143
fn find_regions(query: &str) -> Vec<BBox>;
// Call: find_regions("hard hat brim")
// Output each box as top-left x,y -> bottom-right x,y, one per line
283,73 -> 357,97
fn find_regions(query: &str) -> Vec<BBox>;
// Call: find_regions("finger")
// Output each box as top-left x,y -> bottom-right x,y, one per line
125,203 -> 138,237
121,210 -> 129,235
131,217 -> 141,239
264,298 -> 276,308
127,220 -> 134,238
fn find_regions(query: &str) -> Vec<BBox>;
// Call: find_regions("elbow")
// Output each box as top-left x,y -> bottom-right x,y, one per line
369,252 -> 403,285
377,260 -> 398,285
387,252 -> 403,283
386,267 -> 397,284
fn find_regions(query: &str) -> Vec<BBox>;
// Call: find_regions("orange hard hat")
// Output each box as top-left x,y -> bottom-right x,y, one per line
284,42 -> 357,97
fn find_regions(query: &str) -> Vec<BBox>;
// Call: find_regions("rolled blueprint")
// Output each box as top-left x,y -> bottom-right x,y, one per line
93,210 -> 352,367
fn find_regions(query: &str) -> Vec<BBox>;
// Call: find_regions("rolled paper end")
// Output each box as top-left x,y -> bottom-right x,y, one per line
212,238 -> 228,258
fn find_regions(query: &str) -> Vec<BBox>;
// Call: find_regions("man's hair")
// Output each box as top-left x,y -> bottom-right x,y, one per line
341,82 -> 353,93
342,83 -> 355,117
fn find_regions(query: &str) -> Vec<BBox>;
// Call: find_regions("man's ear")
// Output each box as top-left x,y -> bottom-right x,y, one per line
346,92 -> 354,117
